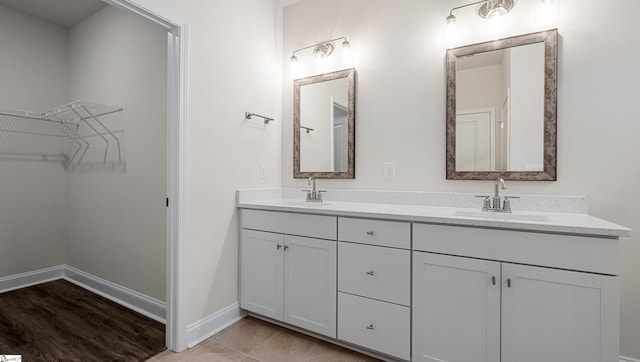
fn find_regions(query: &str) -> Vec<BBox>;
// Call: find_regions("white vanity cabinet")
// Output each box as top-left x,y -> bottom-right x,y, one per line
337,217 -> 412,360
412,223 -> 620,362
240,210 -> 338,338
237,192 -> 627,362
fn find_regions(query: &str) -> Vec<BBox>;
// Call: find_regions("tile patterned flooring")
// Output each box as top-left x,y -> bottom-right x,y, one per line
151,316 -> 382,362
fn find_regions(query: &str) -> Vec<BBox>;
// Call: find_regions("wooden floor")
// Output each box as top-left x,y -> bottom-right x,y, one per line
0,279 -> 165,361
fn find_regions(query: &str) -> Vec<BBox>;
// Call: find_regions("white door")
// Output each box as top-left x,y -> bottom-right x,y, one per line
501,264 -> 619,362
456,110 -> 495,171
413,252 -> 501,362
284,235 -> 337,338
240,229 -> 284,321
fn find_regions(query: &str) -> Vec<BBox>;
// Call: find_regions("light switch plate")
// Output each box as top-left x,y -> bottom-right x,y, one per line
384,162 -> 396,179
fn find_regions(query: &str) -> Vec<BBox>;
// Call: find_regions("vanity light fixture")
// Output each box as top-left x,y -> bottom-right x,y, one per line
446,0 -> 515,27
290,37 -> 351,66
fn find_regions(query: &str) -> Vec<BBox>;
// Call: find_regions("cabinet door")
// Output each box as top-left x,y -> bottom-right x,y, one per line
240,229 -> 284,321
284,235 -> 337,338
413,252 -> 501,362
501,263 -> 619,362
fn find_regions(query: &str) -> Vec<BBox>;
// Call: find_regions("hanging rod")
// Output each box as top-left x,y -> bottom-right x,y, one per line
245,112 -> 274,124
300,126 -> 314,133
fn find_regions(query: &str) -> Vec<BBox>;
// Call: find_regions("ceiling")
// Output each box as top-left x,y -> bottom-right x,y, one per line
0,0 -> 107,29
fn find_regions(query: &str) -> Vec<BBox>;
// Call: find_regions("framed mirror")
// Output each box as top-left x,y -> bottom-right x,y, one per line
294,68 -> 356,179
446,29 -> 557,181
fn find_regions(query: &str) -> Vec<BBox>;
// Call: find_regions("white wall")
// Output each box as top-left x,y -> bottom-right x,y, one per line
66,6 -> 167,301
510,43 -> 544,170
130,0 -> 283,324
457,64 -> 503,112
0,5 -> 69,277
283,0 -> 640,358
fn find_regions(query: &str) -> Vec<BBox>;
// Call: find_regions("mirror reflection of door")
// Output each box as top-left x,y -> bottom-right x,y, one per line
332,101 -> 348,172
455,43 -> 544,172
299,77 -> 348,172
456,109 -> 495,171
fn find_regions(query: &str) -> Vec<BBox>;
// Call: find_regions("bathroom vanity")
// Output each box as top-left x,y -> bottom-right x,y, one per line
237,189 -> 630,362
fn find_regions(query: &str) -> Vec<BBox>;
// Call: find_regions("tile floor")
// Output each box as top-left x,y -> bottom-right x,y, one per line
151,316 -> 382,362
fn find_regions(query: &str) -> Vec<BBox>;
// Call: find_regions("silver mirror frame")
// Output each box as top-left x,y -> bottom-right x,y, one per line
446,29 -> 558,181
294,68 -> 356,179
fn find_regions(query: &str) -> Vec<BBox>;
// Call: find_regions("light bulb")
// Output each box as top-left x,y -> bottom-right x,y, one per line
446,14 -> 456,28
444,14 -> 459,45
290,55 -> 303,78
486,6 -> 507,20
342,40 -> 352,64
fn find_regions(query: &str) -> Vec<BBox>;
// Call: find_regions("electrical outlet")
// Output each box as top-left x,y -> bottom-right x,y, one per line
259,163 -> 267,179
383,162 -> 396,179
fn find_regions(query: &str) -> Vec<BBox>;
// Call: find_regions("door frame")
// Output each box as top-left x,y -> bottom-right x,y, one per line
103,0 -> 189,352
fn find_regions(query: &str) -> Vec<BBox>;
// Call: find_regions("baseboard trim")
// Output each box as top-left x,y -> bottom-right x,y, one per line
0,265 -> 65,293
64,265 -> 166,323
621,356 -> 640,362
186,302 -> 246,348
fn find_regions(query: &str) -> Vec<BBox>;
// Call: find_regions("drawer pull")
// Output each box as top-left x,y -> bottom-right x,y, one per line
366,231 -> 375,236
366,324 -> 375,330
366,270 -> 375,276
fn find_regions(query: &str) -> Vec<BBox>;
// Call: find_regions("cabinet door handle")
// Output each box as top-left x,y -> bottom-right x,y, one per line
507,278 -> 512,288
366,270 -> 375,276
366,324 -> 375,330
491,276 -> 496,285
276,244 -> 282,250
284,245 -> 289,251
366,231 -> 375,236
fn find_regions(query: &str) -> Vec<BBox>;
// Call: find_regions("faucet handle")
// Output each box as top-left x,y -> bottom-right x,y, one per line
502,196 -> 519,213
475,195 -> 491,210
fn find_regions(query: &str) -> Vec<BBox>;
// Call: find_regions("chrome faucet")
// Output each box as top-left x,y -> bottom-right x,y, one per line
304,177 -> 326,203
493,178 -> 506,210
476,178 -> 519,213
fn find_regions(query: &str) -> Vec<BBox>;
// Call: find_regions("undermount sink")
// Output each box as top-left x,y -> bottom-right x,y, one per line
285,200 -> 331,207
453,209 -> 547,222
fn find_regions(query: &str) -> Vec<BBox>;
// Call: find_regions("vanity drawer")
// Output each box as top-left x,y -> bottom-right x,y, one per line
242,209 -> 337,240
338,292 -> 410,360
338,217 -> 410,249
413,223 -> 619,275
338,242 -> 410,306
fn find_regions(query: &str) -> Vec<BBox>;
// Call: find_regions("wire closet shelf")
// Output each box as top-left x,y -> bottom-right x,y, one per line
0,100 -> 124,171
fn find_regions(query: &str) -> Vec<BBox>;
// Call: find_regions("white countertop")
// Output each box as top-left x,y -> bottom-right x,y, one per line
236,190 -> 631,238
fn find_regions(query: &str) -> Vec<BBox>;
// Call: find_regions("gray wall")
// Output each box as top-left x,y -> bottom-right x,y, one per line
66,6 -> 167,301
0,5 -> 69,277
